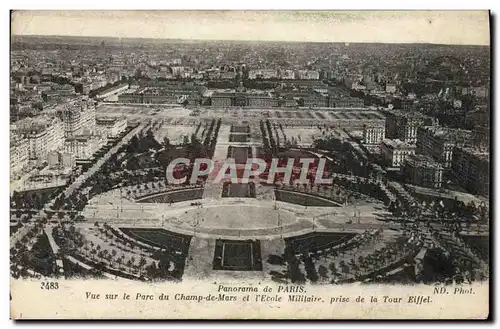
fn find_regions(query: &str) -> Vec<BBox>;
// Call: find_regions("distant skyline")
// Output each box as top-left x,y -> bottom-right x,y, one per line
11,10 -> 490,46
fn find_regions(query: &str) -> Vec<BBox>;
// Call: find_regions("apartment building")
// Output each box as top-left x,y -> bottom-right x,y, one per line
403,154 -> 444,189
381,139 -> 416,167
96,117 -> 128,138
416,126 -> 472,169
362,122 -> 386,145
451,146 -> 489,197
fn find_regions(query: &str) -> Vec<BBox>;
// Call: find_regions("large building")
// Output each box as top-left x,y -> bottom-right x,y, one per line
281,96 -> 298,107
95,83 -> 129,100
247,95 -> 280,107
248,69 -> 279,80
142,89 -> 179,104
381,139 -> 416,167
451,147 -> 489,197
210,90 -> 280,108
303,95 -> 328,108
10,133 -> 29,176
416,126 -> 472,169
63,135 -> 101,162
384,110 -> 438,144
472,124 -> 490,150
57,100 -> 96,137
96,117 -> 128,138
211,92 -> 234,107
44,117 -> 65,153
117,91 -> 143,104
209,86 -> 365,109
280,69 -> 296,80
47,151 -> 61,167
401,99 -> 415,111
14,116 -> 65,161
297,70 -> 320,80
402,154 -> 444,189
385,83 -> 397,93
220,71 -> 237,80
362,122 -> 385,145
118,85 -> 205,105
329,97 -> 365,108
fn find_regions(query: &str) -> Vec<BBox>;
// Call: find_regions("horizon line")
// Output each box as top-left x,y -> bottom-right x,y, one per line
11,34 -> 490,47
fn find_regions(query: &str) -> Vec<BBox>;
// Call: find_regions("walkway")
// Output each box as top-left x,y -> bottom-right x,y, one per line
44,226 -> 65,275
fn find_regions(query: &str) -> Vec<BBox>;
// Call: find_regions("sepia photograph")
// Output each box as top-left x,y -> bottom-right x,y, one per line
9,10 -> 491,319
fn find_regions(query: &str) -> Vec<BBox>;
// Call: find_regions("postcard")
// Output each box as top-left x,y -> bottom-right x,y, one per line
10,10 -> 490,319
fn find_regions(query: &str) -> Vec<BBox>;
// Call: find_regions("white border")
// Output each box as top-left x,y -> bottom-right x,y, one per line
3,1 -> 498,328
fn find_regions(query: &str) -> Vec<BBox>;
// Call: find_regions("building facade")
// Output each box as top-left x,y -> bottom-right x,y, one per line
96,117 -> 128,138
303,95 -> 328,108
472,124 -> 490,150
363,122 -> 385,145
47,151 -> 61,167
10,133 -> 29,176
385,83 -> 396,93
416,126 -> 472,168
385,110 -> 438,144
14,116 -> 65,162
381,139 -> 416,167
329,97 -> 364,108
297,70 -> 320,80
403,154 -> 444,189
248,96 -> 280,107
57,101 -> 96,137
248,69 -> 279,80
211,93 -> 233,107
117,93 -> 143,103
451,146 -> 489,197
63,135 -> 101,161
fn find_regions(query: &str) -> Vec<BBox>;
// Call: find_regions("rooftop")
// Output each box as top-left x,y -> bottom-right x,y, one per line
406,154 -> 443,169
422,126 -> 472,143
65,134 -> 95,143
364,122 -> 385,128
382,138 -> 415,149
457,146 -> 490,162
383,108 -> 427,119
96,116 -> 126,124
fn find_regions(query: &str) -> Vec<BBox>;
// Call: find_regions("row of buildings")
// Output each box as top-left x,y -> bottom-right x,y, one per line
115,81 -> 365,109
10,99 -> 128,180
118,86 -> 205,105
211,92 -> 364,108
361,110 -> 488,195
383,109 -> 440,144
248,69 -> 320,80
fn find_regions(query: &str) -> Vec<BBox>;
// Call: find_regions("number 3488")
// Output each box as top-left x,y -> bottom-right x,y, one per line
40,282 -> 59,290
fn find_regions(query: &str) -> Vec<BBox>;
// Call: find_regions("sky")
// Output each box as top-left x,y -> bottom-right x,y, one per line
11,10 -> 490,45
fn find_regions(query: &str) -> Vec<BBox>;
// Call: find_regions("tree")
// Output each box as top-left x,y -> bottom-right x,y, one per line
329,262 -> 338,276
90,248 -> 97,260
31,102 -> 43,111
318,265 -> 329,280
117,256 -> 123,269
146,261 -> 158,277
304,257 -> 319,283
162,137 -> 171,149
138,257 -> 147,275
